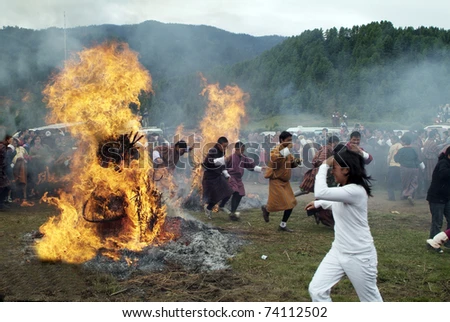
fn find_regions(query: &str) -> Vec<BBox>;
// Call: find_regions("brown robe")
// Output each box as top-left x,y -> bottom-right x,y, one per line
265,144 -> 300,212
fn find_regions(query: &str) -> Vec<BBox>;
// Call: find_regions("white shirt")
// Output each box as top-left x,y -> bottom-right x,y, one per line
314,164 -> 374,254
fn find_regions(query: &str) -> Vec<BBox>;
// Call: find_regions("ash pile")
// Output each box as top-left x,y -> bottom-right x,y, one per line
23,216 -> 247,280
84,216 -> 246,279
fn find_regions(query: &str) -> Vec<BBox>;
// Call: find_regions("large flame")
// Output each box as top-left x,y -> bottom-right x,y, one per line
35,42 -> 170,264
185,74 -> 248,204
198,73 -> 247,145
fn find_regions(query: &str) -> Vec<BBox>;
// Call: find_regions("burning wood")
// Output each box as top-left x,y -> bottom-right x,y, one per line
98,132 -> 143,170
34,42 -> 171,264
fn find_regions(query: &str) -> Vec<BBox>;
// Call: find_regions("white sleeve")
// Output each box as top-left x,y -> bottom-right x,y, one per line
314,164 -> 359,204
254,166 -> 262,173
361,151 -> 369,160
213,156 -> 225,166
314,200 -> 334,210
222,170 -> 230,178
280,147 -> 291,157
152,150 -> 161,162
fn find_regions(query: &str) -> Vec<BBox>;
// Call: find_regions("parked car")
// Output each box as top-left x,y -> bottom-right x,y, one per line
424,124 -> 450,136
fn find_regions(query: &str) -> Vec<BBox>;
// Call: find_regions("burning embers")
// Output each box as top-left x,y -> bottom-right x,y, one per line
35,42 -> 170,264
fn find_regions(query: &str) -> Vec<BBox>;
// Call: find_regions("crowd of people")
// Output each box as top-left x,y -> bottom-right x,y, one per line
2,121 -> 450,302
0,129 -> 76,210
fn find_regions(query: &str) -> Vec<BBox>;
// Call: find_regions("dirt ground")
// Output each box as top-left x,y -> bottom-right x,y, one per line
0,179 -> 432,302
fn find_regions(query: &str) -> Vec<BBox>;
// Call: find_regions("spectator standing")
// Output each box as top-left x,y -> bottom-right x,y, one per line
422,130 -> 440,191
12,141 -> 32,206
426,146 -> 450,253
394,134 -> 422,205
0,135 -> 11,210
386,135 -> 402,201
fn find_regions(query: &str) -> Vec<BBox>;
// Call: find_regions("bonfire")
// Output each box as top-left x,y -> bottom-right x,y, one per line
35,42 -> 172,264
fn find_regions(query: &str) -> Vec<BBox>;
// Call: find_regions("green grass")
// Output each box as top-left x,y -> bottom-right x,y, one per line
242,113 -> 419,133
242,113 -> 330,132
1,194 -> 449,302
188,196 -> 450,302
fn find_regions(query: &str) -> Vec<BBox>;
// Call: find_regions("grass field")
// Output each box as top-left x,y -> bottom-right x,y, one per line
1,183 -> 449,302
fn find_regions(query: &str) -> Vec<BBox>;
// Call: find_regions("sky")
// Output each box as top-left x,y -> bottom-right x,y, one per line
1,0 -> 449,37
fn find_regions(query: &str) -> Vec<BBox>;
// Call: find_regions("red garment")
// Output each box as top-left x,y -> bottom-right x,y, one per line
226,153 -> 257,196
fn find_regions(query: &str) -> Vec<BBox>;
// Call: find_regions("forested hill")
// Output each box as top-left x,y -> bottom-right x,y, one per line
3,20 -> 450,131
206,21 -> 450,125
0,20 -> 284,130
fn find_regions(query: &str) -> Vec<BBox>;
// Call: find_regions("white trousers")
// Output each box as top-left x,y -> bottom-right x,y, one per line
308,246 -> 383,302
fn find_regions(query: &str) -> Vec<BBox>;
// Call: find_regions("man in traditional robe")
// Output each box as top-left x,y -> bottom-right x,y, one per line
261,131 -> 302,232
202,137 -> 234,219
225,141 -> 264,220
347,131 -> 373,164
152,140 -> 192,193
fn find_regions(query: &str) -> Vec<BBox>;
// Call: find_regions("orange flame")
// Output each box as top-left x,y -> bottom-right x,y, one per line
35,42 -> 170,264
186,74 -> 248,202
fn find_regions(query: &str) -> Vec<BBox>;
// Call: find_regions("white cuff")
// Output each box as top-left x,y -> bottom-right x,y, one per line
214,156 -> 225,166
254,166 -> 262,173
361,151 -> 369,160
222,170 -> 230,178
280,147 -> 291,157
300,138 -> 307,146
152,150 -> 161,162
419,162 -> 425,170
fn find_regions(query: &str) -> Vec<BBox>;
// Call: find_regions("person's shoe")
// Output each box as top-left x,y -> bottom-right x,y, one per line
407,196 -> 414,206
229,213 -> 240,221
261,206 -> 270,222
204,208 -> 212,219
427,244 -> 444,253
278,226 -> 294,232
219,207 -> 231,215
427,232 -> 449,248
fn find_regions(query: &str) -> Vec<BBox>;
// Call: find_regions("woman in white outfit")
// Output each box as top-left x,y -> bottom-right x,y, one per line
305,145 -> 383,302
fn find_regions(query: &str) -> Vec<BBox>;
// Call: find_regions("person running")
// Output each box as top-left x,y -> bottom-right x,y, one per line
225,141 -> 264,220
261,131 -> 302,232
305,146 -> 383,302
299,135 -> 340,227
202,137 -> 234,219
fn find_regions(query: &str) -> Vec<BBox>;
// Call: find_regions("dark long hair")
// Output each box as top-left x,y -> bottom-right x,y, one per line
438,146 -> 450,161
333,144 -> 373,196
